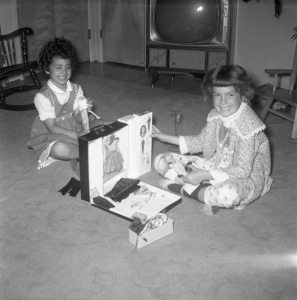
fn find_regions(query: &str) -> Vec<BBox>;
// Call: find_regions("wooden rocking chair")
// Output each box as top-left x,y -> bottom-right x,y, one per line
255,39 -> 297,143
0,27 -> 41,111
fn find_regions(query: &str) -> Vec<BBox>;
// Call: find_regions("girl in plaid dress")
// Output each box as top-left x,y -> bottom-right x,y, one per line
27,38 -> 95,175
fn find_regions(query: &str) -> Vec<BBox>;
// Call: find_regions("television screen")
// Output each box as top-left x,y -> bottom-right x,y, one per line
152,0 -> 223,45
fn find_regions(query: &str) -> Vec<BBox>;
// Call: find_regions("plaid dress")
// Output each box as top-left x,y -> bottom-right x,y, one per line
27,83 -> 82,168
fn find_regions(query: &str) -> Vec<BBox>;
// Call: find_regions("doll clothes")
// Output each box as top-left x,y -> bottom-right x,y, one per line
103,136 -> 124,174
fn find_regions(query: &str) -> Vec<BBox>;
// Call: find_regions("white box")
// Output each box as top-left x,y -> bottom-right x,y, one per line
129,218 -> 174,249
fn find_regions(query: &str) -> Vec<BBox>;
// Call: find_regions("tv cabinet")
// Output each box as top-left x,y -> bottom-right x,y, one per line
147,46 -> 229,88
145,0 -> 237,88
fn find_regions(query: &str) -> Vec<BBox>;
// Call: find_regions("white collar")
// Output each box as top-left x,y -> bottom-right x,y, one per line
47,80 -> 72,94
207,103 -> 266,139
219,102 -> 246,128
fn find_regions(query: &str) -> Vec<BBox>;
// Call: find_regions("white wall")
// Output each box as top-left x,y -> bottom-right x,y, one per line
0,0 -> 18,33
234,0 -> 297,87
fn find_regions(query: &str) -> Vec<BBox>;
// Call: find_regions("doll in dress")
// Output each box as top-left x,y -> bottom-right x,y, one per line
104,135 -> 124,174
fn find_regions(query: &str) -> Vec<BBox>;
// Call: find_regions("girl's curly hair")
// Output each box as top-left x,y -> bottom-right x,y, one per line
38,38 -> 78,72
201,65 -> 255,105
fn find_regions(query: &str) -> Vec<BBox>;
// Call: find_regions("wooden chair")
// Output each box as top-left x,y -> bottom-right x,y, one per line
255,40 -> 297,143
0,27 -> 41,111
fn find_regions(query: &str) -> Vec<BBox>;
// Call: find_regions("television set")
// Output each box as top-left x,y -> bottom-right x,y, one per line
147,0 -> 232,48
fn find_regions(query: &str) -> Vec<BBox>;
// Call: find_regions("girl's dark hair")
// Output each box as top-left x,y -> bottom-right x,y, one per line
201,65 -> 255,104
38,38 -> 78,72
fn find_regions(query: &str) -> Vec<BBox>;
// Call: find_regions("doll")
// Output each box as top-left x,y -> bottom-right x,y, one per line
154,152 -> 190,183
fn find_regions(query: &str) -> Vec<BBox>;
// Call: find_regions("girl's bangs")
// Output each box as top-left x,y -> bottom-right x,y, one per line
212,73 -> 235,87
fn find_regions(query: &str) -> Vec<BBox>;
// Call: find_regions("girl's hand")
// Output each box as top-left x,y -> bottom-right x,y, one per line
182,165 -> 212,185
86,98 -> 94,111
77,130 -> 86,138
151,125 -> 166,142
151,125 -> 162,139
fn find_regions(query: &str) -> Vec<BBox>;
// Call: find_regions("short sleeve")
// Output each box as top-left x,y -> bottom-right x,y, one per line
34,93 -> 56,121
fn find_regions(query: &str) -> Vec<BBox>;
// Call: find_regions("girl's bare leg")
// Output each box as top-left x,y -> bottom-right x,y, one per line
50,141 -> 79,160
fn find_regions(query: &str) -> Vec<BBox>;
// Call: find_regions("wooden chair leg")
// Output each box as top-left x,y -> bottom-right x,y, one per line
290,106 -> 296,120
0,84 -> 5,105
260,96 -> 274,120
151,69 -> 159,88
289,106 -> 297,143
29,68 -> 41,89
171,75 -> 175,88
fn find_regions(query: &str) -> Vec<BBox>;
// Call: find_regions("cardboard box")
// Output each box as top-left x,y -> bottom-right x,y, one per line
79,112 -> 181,220
129,218 -> 174,249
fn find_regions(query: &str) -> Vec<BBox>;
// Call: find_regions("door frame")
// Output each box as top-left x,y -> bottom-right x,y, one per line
88,0 -> 104,62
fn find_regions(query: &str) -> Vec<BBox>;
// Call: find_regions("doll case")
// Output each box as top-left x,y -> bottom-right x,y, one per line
78,111 -> 181,220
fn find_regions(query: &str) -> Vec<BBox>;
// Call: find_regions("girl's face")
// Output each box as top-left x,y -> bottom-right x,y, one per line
46,57 -> 72,91
212,86 -> 242,117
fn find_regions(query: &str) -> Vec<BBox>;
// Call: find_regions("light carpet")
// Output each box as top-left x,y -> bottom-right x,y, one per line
0,74 -> 297,300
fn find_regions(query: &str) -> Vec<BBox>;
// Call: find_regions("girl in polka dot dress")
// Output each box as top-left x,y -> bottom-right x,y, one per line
152,65 -> 273,215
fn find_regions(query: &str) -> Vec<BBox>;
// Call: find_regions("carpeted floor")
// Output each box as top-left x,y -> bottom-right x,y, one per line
0,74 -> 297,300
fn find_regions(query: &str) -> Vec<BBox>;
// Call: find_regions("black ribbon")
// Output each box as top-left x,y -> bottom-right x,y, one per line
58,177 -> 81,197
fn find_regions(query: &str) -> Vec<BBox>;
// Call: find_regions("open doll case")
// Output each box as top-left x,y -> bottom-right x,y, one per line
79,111 -> 181,220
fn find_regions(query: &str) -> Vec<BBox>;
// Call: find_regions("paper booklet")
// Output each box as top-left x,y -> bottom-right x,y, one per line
91,181 -> 181,220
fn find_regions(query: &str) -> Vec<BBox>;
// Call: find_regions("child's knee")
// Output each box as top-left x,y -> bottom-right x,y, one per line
51,141 -> 77,158
51,141 -> 65,156
205,182 -> 241,208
